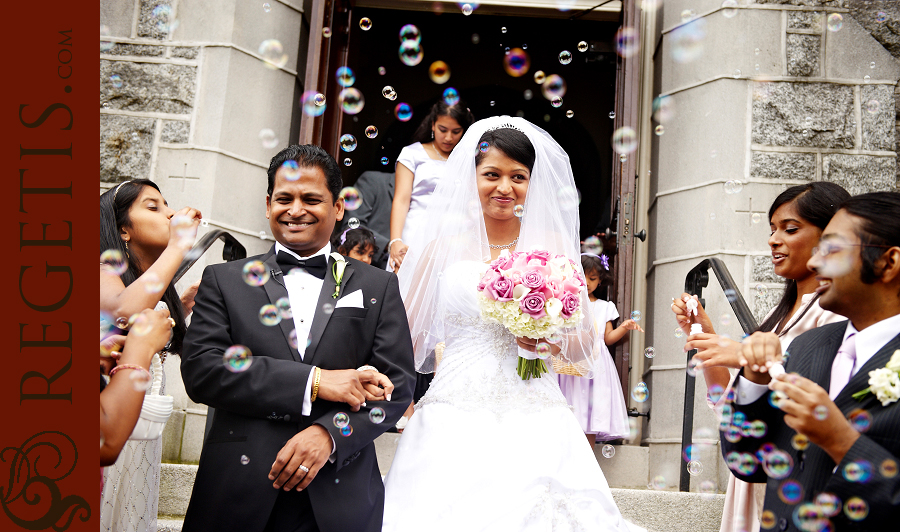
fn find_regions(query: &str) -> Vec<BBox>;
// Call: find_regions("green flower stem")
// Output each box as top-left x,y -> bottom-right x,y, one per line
517,356 -> 548,380
852,387 -> 871,401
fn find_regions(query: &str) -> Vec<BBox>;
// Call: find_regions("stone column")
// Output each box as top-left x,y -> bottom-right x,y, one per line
101,0 -> 310,463
643,0 -> 899,494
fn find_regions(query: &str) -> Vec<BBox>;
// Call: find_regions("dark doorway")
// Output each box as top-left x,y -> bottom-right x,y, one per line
329,7 -> 621,240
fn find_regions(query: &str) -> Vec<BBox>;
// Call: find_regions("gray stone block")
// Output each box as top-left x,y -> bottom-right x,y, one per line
610,489 -> 725,532
161,410 -> 185,462
375,432 -> 401,476
138,0 -> 175,40
172,47 -> 199,60
105,44 -> 166,57
752,255 -> 783,283
753,286 -> 785,324
161,120 -> 190,144
749,151 -> 817,181
752,82 -> 855,148
860,84 -> 896,151
825,12 -> 900,82
158,464 -> 197,517
596,445 -> 650,489
788,11 -> 825,31
100,114 -> 155,183
180,411 -> 207,463
101,60 -> 196,114
101,0 -> 136,38
787,34 -> 821,77
822,153 -> 897,193
849,0 -> 900,60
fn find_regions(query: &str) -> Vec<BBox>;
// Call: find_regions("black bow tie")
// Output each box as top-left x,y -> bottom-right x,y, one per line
275,251 -> 328,280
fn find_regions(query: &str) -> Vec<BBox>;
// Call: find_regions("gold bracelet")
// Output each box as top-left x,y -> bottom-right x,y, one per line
311,367 -> 321,402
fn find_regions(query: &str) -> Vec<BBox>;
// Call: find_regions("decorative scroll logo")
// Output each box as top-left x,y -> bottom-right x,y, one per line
1,431 -> 90,530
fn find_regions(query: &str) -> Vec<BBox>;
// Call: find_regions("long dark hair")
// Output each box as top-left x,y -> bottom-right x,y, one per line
758,182 -> 851,334
334,227 -> 376,257
839,191 -> 900,284
100,180 -> 187,354
474,127 -> 536,173
411,100 -> 475,144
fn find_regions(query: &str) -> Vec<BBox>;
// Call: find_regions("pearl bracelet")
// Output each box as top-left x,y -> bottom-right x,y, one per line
389,238 -> 403,250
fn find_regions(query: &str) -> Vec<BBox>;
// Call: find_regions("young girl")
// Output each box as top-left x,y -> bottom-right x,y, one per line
557,253 -> 643,446
334,226 -> 377,264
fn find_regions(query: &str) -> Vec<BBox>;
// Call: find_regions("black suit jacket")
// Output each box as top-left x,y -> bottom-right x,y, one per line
180,246 -> 414,532
721,321 -> 900,531
339,171 -> 394,268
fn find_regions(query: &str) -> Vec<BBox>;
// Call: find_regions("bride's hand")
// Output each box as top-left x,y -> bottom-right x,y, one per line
389,241 -> 409,272
358,369 -> 395,402
515,337 -> 560,355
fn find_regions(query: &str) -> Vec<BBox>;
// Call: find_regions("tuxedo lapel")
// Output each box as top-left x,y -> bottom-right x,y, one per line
261,248 -> 301,362
836,331 -> 900,409
305,257 -> 356,367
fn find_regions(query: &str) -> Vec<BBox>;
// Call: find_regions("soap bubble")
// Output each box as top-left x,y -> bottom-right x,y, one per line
429,61 -> 451,83
655,125 -> 664,136
399,24 -> 421,43
649,475 -> 666,490
550,96 -> 563,108
612,127 -> 638,154
378,66 -> 386,76
152,5 -> 179,34
339,187 -> 362,210
365,125 -> 378,138
630,310 -> 641,322
615,27 -> 638,58
686,358 -> 700,377
240,455 -> 250,465
333,412 -> 350,428
300,91 -> 326,117
339,134 -> 358,152
130,370 -> 152,391
881,459 -> 898,478
359,17 -> 372,31
535,342 -> 551,359
751,213 -> 762,224
762,450 -> 793,479
336,66 -> 355,87
258,39 -> 288,69
542,75 -> 566,101
101,249 -> 128,276
369,407 -> 385,424
778,479 -> 803,504
558,50 -> 572,65
813,404 -> 828,420
566,110 -> 574,118
791,433 -> 810,451
223,345 -> 252,372
843,460 -> 873,483
866,99 -> 880,114
442,87 -> 460,106
274,297 -> 292,319
674,326 -> 685,339
281,160 -> 301,181
844,497 -> 868,521
687,460 -> 703,475
348,218 -> 360,229
394,102 -> 413,122
503,48 -> 530,77
723,179 -> 743,194
381,86 -> 398,101
609,111 -> 616,119
513,204 -> 526,218
557,186 -> 581,210
340,425 -> 353,437
339,88 -> 364,114
344,158 -> 352,166
242,261 -> 270,286
533,70 -> 546,84
288,329 -> 299,349
381,157 -> 389,165
827,13 -> 843,32
577,41 -> 588,52
652,95 -> 675,123
322,303 -> 334,314
259,304 -> 282,326
479,141 -> 490,153
142,272 -> 164,294
631,382 -> 649,402
259,129 -> 278,149
109,74 -> 123,88
100,24 -> 115,52
733,69 -> 741,78
848,409 -> 872,432
814,492 -> 841,517
322,27 -> 331,38
671,18 -> 707,63
461,3 -> 473,16
601,444 -> 615,458
864,75 -> 871,83
721,0 -> 738,18
399,41 -> 424,66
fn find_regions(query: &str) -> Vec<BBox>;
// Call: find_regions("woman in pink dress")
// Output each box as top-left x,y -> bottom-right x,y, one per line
671,181 -> 850,532
557,252 -> 641,446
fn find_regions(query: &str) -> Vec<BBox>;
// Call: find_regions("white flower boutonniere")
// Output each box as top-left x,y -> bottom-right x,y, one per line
853,350 -> 900,407
330,252 -> 347,299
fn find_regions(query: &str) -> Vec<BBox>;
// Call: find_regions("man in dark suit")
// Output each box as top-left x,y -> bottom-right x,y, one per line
339,170 -> 394,269
180,145 -> 415,532
721,191 -> 900,531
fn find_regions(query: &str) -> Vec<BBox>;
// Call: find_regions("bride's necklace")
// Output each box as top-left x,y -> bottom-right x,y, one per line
488,236 -> 518,249
427,142 -> 448,161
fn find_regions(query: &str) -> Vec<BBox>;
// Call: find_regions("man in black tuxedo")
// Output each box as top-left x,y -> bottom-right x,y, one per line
180,145 -> 415,532
721,192 -> 900,531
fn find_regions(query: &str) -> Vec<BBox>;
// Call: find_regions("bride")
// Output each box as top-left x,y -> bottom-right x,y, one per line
383,116 -> 642,531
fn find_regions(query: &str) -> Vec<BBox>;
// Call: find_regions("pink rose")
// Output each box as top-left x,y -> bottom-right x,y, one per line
491,252 -> 516,270
522,268 -> 545,290
527,250 -> 552,265
519,291 -> 547,319
560,292 -> 580,319
477,269 -> 500,291
488,276 -> 515,302
563,277 -> 583,295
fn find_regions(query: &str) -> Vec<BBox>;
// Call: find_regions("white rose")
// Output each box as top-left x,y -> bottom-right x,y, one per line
549,257 -> 569,278
869,367 -> 900,407
886,350 -> 900,373
546,297 -> 563,318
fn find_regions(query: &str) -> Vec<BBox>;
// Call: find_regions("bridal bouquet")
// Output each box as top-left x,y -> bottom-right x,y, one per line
476,249 -> 585,380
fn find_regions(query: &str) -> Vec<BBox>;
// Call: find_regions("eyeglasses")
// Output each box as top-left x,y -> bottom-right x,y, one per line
812,241 -> 893,257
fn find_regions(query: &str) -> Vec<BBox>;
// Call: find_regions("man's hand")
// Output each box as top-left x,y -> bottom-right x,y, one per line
769,373 -> 860,464
268,424 -> 332,491
317,369 -> 394,411
739,331 -> 783,385
686,333 -> 743,369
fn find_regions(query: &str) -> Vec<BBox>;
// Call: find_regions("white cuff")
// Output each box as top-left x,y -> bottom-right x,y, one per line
302,369 -> 315,416
735,375 -> 770,405
328,433 -> 336,463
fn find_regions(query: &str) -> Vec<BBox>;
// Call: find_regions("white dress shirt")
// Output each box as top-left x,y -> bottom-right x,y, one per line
735,312 -> 900,405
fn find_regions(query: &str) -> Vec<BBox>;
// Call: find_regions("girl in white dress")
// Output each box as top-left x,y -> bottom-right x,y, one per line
388,100 -> 475,272
384,116 -> 643,532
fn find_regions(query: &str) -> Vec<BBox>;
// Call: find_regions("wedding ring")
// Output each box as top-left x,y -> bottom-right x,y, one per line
357,365 -> 378,372
298,465 -> 310,473
167,317 -> 176,328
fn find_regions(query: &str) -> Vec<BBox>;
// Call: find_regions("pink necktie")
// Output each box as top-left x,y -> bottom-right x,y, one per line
829,333 -> 857,400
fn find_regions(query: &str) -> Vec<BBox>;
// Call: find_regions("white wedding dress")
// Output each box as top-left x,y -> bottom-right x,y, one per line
383,261 -> 643,532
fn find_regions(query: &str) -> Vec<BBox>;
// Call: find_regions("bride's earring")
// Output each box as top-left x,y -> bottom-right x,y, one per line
124,240 -> 130,258
431,130 -> 434,140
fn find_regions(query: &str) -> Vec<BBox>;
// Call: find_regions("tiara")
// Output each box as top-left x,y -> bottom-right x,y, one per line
485,121 -> 525,134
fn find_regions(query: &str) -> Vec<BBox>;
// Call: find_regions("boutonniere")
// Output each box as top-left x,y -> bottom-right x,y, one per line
330,252 -> 347,299
852,350 -> 900,406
